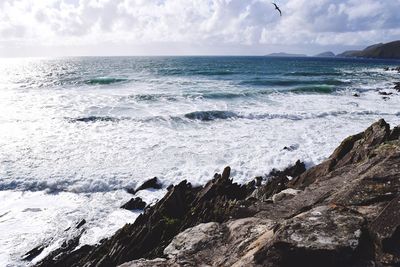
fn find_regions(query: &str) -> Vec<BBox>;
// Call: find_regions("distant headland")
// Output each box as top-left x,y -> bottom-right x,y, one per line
267,40 -> 400,59
265,52 -> 307,58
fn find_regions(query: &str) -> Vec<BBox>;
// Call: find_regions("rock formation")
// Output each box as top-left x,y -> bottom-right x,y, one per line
33,119 -> 400,267
127,177 -> 163,195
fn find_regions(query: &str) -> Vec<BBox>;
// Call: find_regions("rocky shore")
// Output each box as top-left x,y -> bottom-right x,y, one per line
32,119 -> 400,267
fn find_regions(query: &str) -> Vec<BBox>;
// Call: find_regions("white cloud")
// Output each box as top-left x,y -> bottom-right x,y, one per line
0,0 -> 399,56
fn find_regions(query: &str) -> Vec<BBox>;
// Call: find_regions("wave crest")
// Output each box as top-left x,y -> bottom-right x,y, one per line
184,110 -> 240,121
86,77 -> 128,85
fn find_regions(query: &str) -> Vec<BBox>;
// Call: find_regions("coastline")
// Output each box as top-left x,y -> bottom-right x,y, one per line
31,119 -> 400,267
1,58 -> 400,266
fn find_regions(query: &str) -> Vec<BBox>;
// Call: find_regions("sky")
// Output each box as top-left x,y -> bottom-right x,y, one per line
0,0 -> 400,57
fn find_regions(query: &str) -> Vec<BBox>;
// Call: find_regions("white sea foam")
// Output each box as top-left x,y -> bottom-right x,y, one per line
0,57 -> 400,266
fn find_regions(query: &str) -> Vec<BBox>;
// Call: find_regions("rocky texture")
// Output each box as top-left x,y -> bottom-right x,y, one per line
127,177 -> 162,195
34,119 -> 400,267
338,40 -> 400,59
34,167 -> 259,267
121,197 -> 147,210
250,160 -> 306,202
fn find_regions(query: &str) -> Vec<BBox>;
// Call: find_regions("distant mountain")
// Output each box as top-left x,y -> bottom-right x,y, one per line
337,41 -> 400,59
265,52 -> 307,57
314,51 -> 335,57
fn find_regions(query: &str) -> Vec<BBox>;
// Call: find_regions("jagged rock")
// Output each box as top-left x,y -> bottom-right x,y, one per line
250,160 -> 306,202
76,219 -> 86,229
121,217 -> 275,267
290,119 -> 390,189
34,120 -> 400,267
255,176 -> 263,187
22,245 -> 46,261
36,167 -> 256,267
379,91 -> 393,96
394,82 -> 400,91
34,230 -> 87,267
127,177 -> 162,195
121,197 -> 147,210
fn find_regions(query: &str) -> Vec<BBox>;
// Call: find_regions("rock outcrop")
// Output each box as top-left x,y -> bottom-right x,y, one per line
121,197 -> 147,210
127,177 -> 162,195
34,119 -> 400,267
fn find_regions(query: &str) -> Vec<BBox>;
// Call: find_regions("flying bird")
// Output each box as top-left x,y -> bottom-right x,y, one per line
272,3 -> 282,16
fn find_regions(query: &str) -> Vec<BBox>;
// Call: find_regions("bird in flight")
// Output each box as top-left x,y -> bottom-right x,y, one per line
272,3 -> 282,16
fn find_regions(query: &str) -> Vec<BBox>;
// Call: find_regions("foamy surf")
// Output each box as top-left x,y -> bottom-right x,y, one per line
0,56 -> 400,266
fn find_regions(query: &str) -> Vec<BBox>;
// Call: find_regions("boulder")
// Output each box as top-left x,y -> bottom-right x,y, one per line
254,206 -> 373,267
127,177 -> 162,194
271,188 -> 301,203
121,197 -> 147,210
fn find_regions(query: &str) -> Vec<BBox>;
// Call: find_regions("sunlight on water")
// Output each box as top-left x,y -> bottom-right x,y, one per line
1,56 -> 400,265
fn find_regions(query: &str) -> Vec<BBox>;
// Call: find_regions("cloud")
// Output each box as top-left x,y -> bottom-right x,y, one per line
0,0 -> 399,55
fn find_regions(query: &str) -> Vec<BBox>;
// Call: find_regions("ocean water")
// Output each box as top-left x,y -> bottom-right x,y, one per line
1,56 -> 400,266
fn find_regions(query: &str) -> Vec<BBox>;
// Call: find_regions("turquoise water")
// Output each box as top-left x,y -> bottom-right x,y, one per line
1,56 -> 400,266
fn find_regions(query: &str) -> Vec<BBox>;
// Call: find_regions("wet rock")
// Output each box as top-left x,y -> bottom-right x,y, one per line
76,219 -> 86,229
283,144 -> 299,151
22,245 -> 46,261
271,160 -> 306,179
394,82 -> 400,91
127,177 -> 162,194
121,197 -> 147,210
35,230 -> 87,267
34,120 -> 400,267
251,160 -> 306,202
353,93 -> 360,97
255,176 -> 263,187
36,167 -> 256,267
379,91 -> 393,96
384,67 -> 390,71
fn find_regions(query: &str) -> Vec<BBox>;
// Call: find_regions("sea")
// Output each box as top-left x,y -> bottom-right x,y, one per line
1,56 -> 400,266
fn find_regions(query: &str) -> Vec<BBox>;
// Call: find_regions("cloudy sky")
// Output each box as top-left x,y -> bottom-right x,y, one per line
1,0 -> 399,57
